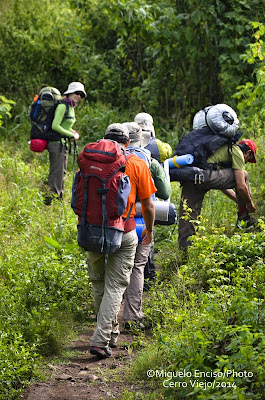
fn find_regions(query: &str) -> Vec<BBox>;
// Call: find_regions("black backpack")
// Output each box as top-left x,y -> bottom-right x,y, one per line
174,127 -> 242,169
29,87 -> 71,142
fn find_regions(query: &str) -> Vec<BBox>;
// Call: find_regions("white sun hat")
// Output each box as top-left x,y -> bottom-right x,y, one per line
64,82 -> 87,97
134,112 -> 155,137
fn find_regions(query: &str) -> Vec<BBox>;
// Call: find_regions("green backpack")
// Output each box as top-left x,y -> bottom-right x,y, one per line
29,87 -> 62,139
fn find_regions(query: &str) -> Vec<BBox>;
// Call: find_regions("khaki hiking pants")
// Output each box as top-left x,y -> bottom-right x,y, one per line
87,229 -> 138,348
123,242 -> 151,322
47,141 -> 68,199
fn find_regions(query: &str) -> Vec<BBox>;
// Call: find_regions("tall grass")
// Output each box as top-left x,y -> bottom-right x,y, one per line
0,139 -> 93,399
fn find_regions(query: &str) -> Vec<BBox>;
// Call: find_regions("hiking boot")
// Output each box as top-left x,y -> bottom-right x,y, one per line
44,194 -> 53,206
90,346 -> 112,359
236,214 -> 257,230
124,321 -> 145,333
109,337 -> 118,348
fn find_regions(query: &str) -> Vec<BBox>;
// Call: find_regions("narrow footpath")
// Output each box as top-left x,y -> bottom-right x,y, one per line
21,305 -> 150,400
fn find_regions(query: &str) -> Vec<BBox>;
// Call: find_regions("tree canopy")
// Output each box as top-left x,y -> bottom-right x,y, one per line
0,0 -> 264,130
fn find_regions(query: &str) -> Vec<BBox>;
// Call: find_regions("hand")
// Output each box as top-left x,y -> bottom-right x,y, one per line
246,200 -> 256,213
141,228 -> 153,245
73,131 -> 80,140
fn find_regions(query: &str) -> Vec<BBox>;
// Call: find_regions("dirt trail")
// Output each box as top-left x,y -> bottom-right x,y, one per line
21,305 -> 148,400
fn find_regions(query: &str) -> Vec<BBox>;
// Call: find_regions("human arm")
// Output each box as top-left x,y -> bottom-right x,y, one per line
140,196 -> 155,245
234,169 -> 256,212
51,103 -> 77,139
222,189 -> 237,203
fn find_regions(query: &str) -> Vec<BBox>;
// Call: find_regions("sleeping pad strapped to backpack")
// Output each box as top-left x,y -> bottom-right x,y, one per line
174,103 -> 242,171
174,126 -> 242,170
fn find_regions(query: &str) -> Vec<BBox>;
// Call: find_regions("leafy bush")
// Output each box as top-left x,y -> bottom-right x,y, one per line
131,225 -> 265,399
233,22 -> 265,123
0,140 -> 94,396
0,333 -> 36,400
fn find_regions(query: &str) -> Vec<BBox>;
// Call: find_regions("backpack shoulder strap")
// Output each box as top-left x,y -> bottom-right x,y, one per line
126,147 -> 151,169
57,99 -> 73,120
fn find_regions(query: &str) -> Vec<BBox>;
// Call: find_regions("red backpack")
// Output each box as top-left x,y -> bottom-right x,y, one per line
71,139 -> 131,266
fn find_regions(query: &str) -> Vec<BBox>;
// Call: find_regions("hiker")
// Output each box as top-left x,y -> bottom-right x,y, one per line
122,122 -> 171,330
87,123 -> 156,359
134,112 -> 172,163
178,138 -> 257,251
134,112 -> 172,289
46,82 -> 86,204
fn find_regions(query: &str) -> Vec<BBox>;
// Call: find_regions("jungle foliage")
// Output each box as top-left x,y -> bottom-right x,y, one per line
0,0 -> 265,132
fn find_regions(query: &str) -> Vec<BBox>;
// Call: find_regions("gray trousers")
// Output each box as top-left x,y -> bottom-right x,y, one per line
123,242 -> 151,322
178,169 -> 250,250
87,230 -> 138,348
47,141 -> 68,199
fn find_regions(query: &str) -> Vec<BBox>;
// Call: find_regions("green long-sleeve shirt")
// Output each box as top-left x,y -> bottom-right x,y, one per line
52,102 -> 76,139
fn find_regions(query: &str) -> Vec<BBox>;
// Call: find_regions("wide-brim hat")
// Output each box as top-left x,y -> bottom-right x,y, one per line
64,82 -> 87,97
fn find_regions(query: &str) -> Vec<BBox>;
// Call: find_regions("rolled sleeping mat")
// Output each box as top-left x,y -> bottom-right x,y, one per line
170,166 -> 205,184
206,104 -> 239,137
136,201 -> 168,221
154,202 -> 177,226
167,154 -> 194,169
136,201 -> 177,225
135,217 -> 145,242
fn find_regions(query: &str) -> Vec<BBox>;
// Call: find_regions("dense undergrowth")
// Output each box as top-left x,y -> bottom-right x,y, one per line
0,140 -> 94,399
1,2 -> 265,397
124,146 -> 265,398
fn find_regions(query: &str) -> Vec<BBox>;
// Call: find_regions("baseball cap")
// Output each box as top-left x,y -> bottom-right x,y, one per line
239,139 -> 257,163
105,123 -> 129,140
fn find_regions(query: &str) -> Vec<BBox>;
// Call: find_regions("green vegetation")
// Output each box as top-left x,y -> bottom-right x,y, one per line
0,1 -> 265,399
0,139 -> 94,399
0,0 -> 264,131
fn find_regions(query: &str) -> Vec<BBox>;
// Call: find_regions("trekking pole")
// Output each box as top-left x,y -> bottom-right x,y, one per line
73,140 -> 78,179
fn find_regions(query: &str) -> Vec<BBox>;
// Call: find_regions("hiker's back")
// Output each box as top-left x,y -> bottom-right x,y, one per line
29,87 -> 62,141
175,126 -> 229,169
72,139 -> 131,253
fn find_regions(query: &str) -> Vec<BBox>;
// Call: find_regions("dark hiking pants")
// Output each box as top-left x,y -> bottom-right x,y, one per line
178,169 -> 250,250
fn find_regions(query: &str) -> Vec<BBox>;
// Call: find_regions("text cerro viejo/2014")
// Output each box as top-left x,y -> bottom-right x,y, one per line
146,369 -> 253,389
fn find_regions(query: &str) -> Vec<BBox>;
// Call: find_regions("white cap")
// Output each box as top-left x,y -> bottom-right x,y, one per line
134,112 -> 153,125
